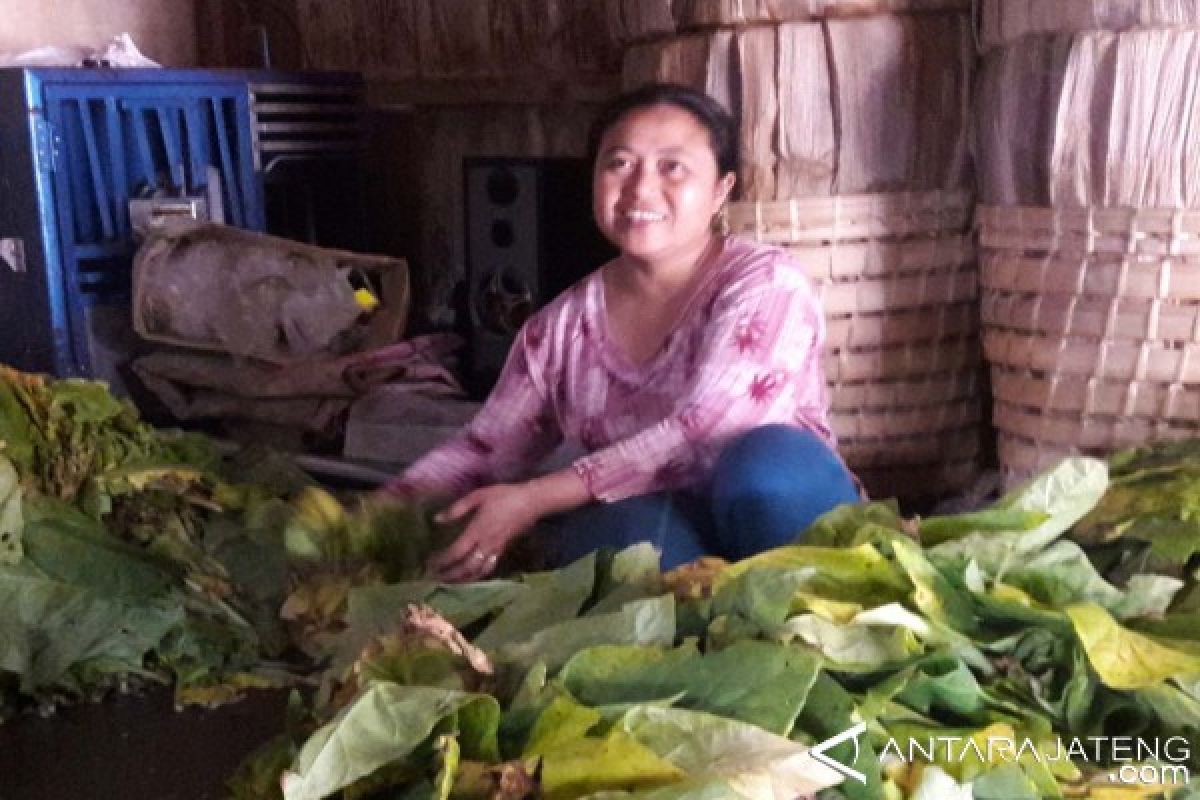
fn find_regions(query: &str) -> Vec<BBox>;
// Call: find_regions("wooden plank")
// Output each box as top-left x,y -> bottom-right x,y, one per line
677,0 -> 970,27
735,26 -> 778,200
603,0 -> 676,43
775,23 -> 835,198
980,0 -> 1200,51
365,75 -> 621,108
979,30 -> 1200,208
827,15 -> 917,193
629,14 -> 972,199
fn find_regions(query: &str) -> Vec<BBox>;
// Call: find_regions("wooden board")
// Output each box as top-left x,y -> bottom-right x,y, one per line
297,0 -> 621,79
978,30 -> 1200,208
980,0 -> 1200,51
621,30 -> 738,116
624,14 -> 973,200
602,0 -> 970,42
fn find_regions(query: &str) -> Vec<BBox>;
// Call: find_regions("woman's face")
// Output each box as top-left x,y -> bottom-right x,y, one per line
593,103 -> 734,269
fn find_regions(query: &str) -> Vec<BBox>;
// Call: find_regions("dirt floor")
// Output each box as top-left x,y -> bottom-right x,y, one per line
0,687 -> 290,800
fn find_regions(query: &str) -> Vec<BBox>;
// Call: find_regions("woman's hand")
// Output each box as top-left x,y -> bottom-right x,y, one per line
426,483 -> 541,582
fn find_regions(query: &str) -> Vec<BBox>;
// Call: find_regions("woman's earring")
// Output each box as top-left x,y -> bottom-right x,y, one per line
712,205 -> 729,235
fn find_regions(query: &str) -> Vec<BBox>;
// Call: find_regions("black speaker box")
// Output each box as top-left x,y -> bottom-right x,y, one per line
463,157 -> 615,397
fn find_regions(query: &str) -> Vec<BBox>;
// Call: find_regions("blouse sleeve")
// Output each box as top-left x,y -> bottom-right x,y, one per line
572,249 -> 830,503
382,320 -> 563,501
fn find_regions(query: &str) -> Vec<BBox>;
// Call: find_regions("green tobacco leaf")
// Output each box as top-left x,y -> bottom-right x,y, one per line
0,375 -> 37,476
498,595 -> 676,673
524,694 -> 604,755
919,510 -> 1049,548
0,561 -> 182,690
340,580 -> 521,668
474,553 -> 598,651
891,539 -> 980,637
1068,604 -> 1200,689
0,455 -> 23,565
930,459 -> 1109,577
801,502 -> 910,549
719,544 -> 912,606
560,639 -> 821,735
782,613 -> 921,673
996,457 -> 1109,544
1003,540 -> 1182,619
893,654 -> 988,720
21,496 -> 176,599
796,672 -> 883,800
587,544 -> 663,616
576,780 -> 743,799
620,706 -> 843,799
525,696 -> 684,799
281,684 -> 500,800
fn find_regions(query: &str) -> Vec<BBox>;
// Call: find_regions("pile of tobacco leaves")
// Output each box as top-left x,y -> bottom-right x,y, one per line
232,452 -> 1200,800
0,367 -> 445,717
2,368 -> 1199,800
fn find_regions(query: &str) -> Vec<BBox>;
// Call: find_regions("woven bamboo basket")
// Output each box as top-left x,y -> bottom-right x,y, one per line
980,204 -> 1200,480
623,12 -> 973,201
604,0 -> 969,43
979,0 -> 1200,51
978,28 -> 1200,208
728,190 -> 983,503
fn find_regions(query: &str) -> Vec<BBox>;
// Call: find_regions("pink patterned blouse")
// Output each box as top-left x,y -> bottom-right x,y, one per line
386,235 -> 835,504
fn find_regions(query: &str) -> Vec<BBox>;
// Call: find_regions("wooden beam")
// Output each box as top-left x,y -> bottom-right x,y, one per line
364,74 -> 620,109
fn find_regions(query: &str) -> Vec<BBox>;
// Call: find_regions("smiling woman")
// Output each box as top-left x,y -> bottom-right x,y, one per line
382,83 -> 861,581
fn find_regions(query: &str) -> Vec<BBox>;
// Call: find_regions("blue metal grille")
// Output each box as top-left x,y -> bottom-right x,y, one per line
0,69 -> 264,379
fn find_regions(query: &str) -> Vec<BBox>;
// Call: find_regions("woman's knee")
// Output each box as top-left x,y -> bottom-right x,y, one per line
551,493 -> 706,569
714,425 -> 854,492
709,425 -> 859,559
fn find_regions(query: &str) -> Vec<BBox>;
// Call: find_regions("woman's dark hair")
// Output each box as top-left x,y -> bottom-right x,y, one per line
587,83 -> 739,177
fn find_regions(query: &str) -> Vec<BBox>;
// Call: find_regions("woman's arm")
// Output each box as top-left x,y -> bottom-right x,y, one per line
425,466 -> 591,582
574,251 -> 830,503
382,320 -> 563,504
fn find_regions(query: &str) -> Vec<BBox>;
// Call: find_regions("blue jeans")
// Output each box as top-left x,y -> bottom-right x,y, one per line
552,424 -> 861,569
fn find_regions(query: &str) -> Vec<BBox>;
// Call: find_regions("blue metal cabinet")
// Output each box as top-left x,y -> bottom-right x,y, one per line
0,68 -> 262,382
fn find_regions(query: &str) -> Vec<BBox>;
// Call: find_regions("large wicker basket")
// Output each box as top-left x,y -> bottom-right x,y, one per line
980,204 -> 1200,480
728,190 -> 983,504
